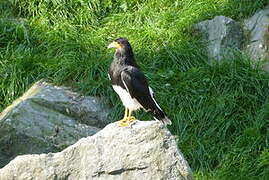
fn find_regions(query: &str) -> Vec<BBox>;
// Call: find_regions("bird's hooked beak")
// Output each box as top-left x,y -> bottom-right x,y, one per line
107,41 -> 122,49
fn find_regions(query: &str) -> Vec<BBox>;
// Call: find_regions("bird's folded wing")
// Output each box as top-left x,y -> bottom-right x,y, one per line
121,67 -> 154,110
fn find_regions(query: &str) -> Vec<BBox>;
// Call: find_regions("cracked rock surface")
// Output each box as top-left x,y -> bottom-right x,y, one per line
0,121 -> 192,180
0,81 -> 110,168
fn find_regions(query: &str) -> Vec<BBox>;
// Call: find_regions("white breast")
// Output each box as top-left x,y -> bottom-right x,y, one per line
112,85 -> 142,111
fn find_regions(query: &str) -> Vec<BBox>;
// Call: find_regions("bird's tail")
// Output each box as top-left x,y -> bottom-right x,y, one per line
160,116 -> 172,125
152,108 -> 172,125
148,88 -> 172,125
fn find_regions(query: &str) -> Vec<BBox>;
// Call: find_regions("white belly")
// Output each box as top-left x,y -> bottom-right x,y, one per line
112,85 -> 142,111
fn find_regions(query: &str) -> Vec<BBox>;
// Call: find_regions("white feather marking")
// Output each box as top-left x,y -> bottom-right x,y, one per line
149,87 -> 154,96
112,85 -> 142,111
121,73 -> 130,93
148,87 -> 162,111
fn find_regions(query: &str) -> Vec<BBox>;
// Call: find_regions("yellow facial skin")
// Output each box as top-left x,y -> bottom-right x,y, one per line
107,41 -> 122,49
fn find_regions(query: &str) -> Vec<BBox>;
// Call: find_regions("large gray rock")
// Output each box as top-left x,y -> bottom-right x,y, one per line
0,121 -> 192,180
0,81 -> 111,168
193,16 -> 244,61
244,5 -> 269,63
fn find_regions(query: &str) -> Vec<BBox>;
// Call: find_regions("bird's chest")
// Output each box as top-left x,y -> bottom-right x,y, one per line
108,71 -> 121,85
108,63 -> 123,85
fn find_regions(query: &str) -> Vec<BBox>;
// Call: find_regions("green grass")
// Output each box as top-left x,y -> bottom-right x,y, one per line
1,0 -> 269,179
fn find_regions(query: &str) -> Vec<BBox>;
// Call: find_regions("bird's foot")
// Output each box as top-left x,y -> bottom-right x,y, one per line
126,116 -> 136,123
128,116 -> 136,120
117,118 -> 129,127
117,116 -> 136,127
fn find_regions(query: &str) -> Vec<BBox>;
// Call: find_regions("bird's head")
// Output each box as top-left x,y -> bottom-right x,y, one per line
108,37 -> 136,65
107,38 -> 132,53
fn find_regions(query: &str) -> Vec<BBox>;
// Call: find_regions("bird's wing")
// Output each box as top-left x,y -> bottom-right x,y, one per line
120,66 -> 170,124
120,67 -> 156,111
107,73 -> 111,80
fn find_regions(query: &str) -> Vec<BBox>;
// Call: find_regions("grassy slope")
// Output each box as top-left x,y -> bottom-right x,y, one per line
0,0 -> 269,179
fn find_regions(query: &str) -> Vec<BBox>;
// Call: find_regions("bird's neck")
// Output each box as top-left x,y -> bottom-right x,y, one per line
114,48 -> 137,67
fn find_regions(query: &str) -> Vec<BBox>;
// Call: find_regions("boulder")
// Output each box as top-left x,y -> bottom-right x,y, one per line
244,5 -> 269,65
0,81 -> 111,168
0,120 -> 192,180
193,16 -> 244,61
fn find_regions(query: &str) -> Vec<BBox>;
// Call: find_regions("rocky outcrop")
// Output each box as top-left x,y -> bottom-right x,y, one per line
0,81 -> 111,168
0,120 -> 192,180
193,5 -> 269,66
244,5 -> 269,64
193,16 -> 244,61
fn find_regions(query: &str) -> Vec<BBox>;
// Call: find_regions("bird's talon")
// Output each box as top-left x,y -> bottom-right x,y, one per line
121,119 -> 127,122
117,120 -> 129,127
128,116 -> 136,120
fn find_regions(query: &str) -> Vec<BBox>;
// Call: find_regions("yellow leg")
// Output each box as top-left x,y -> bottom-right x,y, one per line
117,108 -> 129,127
123,108 -> 128,120
127,110 -> 136,123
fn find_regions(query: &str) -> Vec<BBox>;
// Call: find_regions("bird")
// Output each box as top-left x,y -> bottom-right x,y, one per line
107,37 -> 172,127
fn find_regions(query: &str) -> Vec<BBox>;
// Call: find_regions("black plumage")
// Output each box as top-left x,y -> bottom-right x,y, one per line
108,38 -> 171,126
